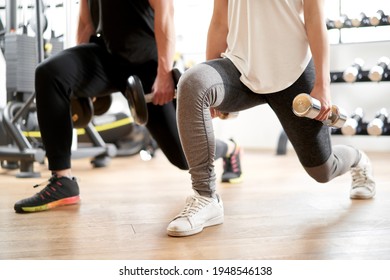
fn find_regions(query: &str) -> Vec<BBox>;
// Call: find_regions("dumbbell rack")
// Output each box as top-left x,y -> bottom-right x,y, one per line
276,7 -> 390,155
330,70 -> 390,83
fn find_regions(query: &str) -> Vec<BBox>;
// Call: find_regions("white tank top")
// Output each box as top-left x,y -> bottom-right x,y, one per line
222,0 -> 312,93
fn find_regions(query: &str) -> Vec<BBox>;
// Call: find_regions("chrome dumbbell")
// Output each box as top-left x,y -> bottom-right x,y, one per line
292,93 -> 348,128
351,12 -> 371,27
341,107 -> 364,135
367,108 -> 389,136
326,18 -> 336,29
343,58 -> 365,83
368,56 -> 390,82
369,10 -> 389,26
334,14 -> 352,29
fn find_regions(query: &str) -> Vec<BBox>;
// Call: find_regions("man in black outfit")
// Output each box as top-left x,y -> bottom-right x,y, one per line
14,0 -> 243,213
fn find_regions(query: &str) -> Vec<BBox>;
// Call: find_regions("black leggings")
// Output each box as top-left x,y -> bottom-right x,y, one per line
177,58 -> 360,195
35,39 -> 193,170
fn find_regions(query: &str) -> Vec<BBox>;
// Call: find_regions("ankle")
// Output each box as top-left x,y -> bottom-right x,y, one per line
195,190 -> 217,199
225,140 -> 236,157
52,170 -> 72,179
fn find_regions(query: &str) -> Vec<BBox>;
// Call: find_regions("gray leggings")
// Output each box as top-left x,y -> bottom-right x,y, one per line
177,58 -> 360,197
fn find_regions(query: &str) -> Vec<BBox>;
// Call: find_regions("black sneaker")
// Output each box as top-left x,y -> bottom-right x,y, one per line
221,139 -> 243,183
14,175 -> 80,213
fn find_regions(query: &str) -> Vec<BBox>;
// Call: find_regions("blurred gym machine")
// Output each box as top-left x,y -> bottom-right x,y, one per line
0,0 -> 118,178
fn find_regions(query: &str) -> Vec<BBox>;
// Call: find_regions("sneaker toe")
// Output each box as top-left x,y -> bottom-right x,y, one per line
14,201 -> 24,213
167,217 -> 202,237
350,186 -> 376,199
14,198 -> 34,213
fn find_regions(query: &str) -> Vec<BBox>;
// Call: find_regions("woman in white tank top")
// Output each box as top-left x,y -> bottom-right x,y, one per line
167,0 -> 376,238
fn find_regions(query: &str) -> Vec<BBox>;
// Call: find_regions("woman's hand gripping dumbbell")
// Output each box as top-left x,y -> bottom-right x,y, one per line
292,93 -> 348,128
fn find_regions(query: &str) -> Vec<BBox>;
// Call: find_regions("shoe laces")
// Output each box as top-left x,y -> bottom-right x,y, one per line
177,195 -> 213,218
351,165 -> 367,188
33,175 -> 61,200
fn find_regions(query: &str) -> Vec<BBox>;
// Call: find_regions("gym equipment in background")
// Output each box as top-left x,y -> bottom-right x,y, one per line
21,110 -> 157,162
369,10 -> 389,26
0,0 -> 46,177
343,58 -> 365,83
367,108 -> 389,136
341,107 -> 366,136
292,93 -> 348,128
330,56 -> 390,83
0,0 -> 115,177
278,6 -> 390,155
88,115 -> 158,158
326,18 -> 336,29
351,12 -> 371,27
368,56 -> 390,82
334,14 -> 352,29
326,9 -> 390,30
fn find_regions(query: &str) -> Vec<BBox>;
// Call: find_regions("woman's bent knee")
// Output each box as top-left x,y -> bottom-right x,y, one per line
305,169 -> 332,183
304,160 -> 334,183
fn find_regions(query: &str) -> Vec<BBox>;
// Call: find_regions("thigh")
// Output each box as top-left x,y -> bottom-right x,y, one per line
267,61 -> 332,167
40,42 -> 122,98
188,58 -> 267,113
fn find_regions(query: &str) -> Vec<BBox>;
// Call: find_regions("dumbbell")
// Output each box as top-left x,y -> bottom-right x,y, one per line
368,56 -> 390,82
341,107 -> 364,135
124,68 -> 238,125
369,10 -> 389,26
334,14 -> 352,29
292,93 -> 347,128
343,58 -> 365,83
70,95 -> 113,128
93,95 -> 113,116
71,97 -> 93,129
351,12 -> 371,27
326,18 -> 336,29
367,108 -> 389,136
330,71 -> 345,83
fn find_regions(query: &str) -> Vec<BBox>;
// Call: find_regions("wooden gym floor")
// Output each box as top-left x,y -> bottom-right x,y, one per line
0,148 -> 389,260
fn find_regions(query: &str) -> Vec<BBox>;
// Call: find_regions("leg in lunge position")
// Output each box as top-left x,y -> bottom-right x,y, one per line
14,0 -> 243,214
167,0 -> 376,237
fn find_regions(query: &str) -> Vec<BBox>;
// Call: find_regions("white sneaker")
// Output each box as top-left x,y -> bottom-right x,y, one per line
167,191 -> 224,237
350,152 -> 376,199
